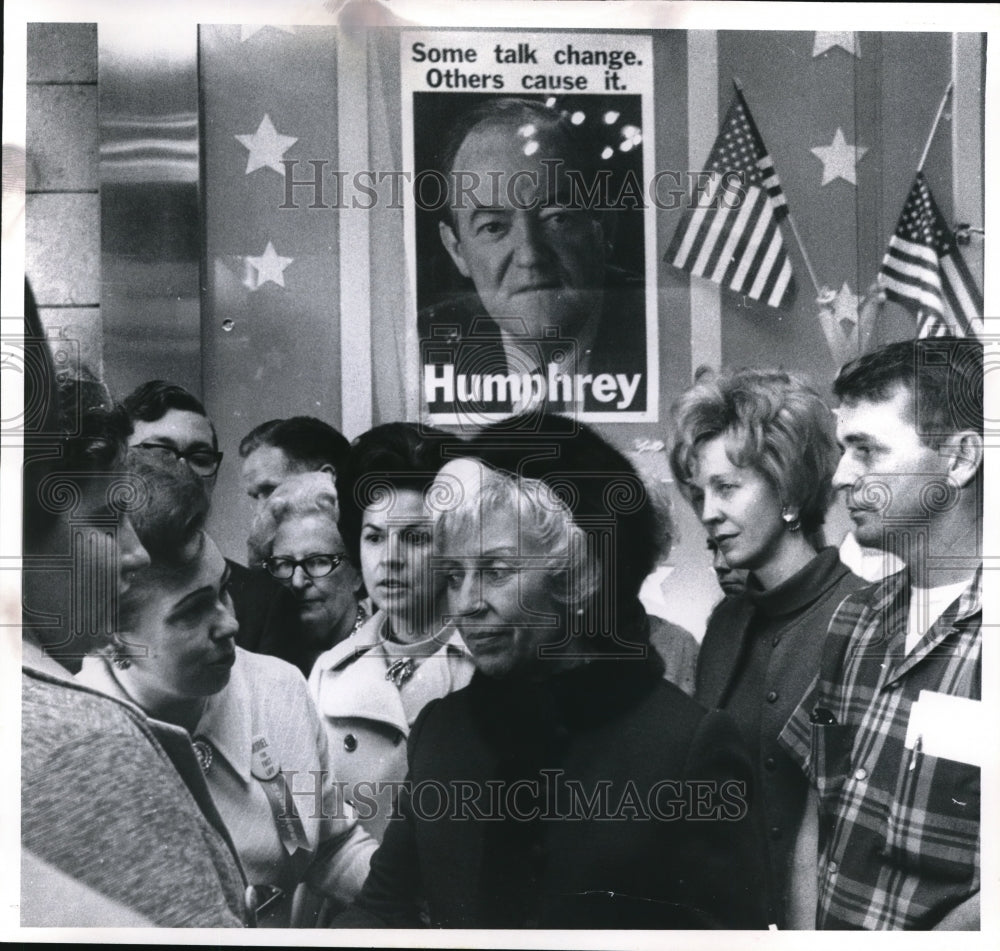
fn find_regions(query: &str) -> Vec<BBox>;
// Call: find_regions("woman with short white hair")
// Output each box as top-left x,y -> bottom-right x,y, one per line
336,414 -> 768,929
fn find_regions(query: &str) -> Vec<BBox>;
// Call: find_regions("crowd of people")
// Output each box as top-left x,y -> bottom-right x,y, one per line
20,275 -> 982,928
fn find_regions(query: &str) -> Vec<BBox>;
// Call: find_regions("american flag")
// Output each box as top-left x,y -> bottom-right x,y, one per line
665,88 -> 795,310
878,171 -> 983,339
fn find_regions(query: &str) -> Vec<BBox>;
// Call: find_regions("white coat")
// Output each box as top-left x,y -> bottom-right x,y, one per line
308,610 -> 475,841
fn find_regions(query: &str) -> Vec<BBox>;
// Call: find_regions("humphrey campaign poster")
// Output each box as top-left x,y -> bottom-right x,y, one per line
401,31 -> 658,426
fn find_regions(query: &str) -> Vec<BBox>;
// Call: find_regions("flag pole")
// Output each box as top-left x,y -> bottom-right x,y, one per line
784,213 -> 822,299
733,79 -> 822,297
917,82 -> 954,172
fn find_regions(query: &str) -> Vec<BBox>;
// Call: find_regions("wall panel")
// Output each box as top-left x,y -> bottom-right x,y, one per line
198,25 -> 341,560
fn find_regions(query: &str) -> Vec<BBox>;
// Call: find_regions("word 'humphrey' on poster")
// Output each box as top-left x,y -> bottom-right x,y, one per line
401,31 -> 658,428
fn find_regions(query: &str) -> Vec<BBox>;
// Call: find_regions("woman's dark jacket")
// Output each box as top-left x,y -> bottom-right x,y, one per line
695,546 -> 866,926
336,652 -> 770,929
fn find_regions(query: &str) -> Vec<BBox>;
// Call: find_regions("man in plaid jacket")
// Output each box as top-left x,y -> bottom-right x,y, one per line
780,337 -> 983,930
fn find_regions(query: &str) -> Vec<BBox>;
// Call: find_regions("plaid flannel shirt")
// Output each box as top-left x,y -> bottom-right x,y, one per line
779,566 -> 981,929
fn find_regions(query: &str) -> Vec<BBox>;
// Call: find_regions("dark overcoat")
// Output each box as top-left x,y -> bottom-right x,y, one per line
695,546 -> 866,925
337,655 -> 770,929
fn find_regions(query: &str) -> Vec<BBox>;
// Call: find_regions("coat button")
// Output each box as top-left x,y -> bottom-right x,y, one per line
769,826 -> 782,840
344,734 -> 358,752
854,767 -> 868,781
764,756 -> 777,771
244,885 -> 260,923
766,690 -> 778,703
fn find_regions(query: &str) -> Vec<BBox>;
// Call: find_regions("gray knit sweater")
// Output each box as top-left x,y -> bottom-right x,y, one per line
21,663 -> 248,927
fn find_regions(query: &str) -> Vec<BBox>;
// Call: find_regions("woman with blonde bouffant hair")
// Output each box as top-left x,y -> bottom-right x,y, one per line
669,367 -> 865,928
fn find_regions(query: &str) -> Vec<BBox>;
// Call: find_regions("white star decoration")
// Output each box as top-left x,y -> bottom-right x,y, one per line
817,282 -> 856,365
813,32 -> 859,57
810,128 -> 868,186
240,25 -> 297,42
832,282 -> 860,335
235,115 -> 298,175
245,241 -> 294,289
816,281 -> 879,365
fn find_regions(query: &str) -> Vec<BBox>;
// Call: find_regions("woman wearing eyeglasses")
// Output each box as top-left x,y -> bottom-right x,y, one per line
307,424 -> 475,842
249,472 -> 368,677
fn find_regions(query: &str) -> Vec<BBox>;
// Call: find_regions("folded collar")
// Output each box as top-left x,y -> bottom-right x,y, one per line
746,547 -> 854,618
194,649 -> 255,785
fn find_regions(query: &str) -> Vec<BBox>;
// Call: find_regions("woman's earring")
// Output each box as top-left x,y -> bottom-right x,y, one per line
781,506 -> 801,533
110,634 -> 132,670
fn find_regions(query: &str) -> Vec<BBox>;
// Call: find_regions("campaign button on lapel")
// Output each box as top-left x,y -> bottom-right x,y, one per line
251,734 -> 280,780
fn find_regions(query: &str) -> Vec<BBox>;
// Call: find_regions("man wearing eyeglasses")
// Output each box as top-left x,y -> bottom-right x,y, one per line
124,380 -> 224,485
122,381 -> 304,673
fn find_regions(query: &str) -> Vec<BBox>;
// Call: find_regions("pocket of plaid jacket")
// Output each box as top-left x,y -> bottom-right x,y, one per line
882,752 -> 980,880
810,722 -> 855,804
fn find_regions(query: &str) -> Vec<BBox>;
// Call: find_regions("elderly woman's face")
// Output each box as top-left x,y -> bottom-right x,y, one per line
121,536 -> 238,698
689,434 -> 786,574
271,513 -> 360,642
441,502 -> 567,678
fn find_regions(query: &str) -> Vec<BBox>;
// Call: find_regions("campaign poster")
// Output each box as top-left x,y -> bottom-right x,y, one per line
401,31 -> 658,426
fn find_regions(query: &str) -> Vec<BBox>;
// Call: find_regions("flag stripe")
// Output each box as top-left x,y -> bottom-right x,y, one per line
721,188 -> 768,286
760,246 -> 792,307
710,189 -> 758,283
768,256 -> 794,308
887,234 -> 942,269
880,260 -> 944,303
692,196 -> 733,275
940,264 -> 975,336
733,209 -> 778,293
749,229 -> 783,300
667,172 -> 722,267
918,312 -> 949,338
941,253 -> 984,315
882,274 -> 945,314
683,203 -> 723,274
729,203 -> 773,291
701,196 -> 749,278
881,252 -> 944,292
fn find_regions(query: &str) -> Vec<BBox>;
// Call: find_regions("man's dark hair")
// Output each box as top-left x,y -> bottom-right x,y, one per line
437,96 -> 600,229
122,380 -> 217,450
834,337 -> 983,449
238,416 -> 350,473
